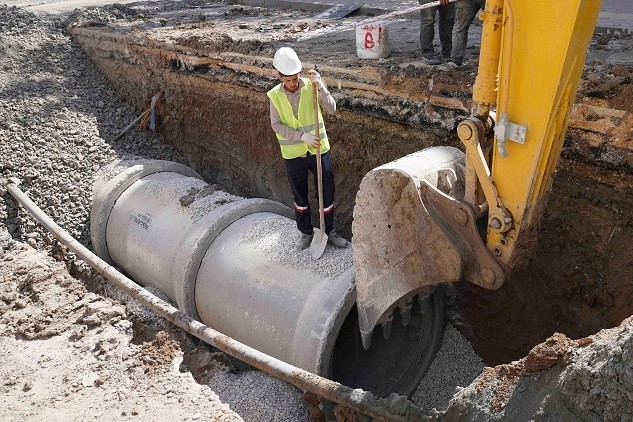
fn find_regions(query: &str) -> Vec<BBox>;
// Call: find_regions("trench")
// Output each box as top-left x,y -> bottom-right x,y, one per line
67,0 -> 633,390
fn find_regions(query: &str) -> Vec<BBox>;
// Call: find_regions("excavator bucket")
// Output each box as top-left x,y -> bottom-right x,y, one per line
352,146 -> 503,349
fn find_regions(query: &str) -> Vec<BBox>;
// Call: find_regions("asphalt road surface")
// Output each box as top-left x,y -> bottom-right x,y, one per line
5,0 -> 633,32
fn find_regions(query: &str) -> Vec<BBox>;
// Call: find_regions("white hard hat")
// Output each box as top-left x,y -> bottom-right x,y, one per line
273,47 -> 302,75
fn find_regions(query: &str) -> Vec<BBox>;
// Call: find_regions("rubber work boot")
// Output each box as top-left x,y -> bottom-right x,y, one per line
296,233 -> 313,250
327,231 -> 348,248
422,55 -> 442,65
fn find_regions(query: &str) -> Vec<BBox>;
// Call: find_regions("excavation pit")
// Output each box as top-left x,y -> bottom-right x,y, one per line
68,1 -> 633,368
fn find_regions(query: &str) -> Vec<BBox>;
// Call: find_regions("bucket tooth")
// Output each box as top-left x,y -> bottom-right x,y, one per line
400,298 -> 413,326
361,331 -> 373,350
401,306 -> 412,326
382,319 -> 393,340
418,296 -> 430,315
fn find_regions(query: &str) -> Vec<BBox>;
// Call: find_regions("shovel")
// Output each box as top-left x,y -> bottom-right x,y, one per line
308,72 -> 328,260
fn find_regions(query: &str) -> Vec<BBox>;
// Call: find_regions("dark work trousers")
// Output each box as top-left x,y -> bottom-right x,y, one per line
419,0 -> 456,58
284,151 -> 335,236
451,0 -> 484,64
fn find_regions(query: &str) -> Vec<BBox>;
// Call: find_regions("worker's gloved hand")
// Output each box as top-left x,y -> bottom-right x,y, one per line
308,71 -> 325,90
300,133 -> 320,148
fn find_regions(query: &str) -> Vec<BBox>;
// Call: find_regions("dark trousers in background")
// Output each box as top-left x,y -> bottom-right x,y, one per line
451,0 -> 484,64
284,152 -> 335,236
419,0 -> 456,58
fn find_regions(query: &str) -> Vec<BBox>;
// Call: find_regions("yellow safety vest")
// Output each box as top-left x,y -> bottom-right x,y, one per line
267,78 -> 330,159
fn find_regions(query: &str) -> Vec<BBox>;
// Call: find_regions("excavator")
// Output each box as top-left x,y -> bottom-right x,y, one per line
352,0 -> 603,349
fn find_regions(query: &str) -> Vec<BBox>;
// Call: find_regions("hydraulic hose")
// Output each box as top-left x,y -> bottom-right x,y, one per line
3,178 -> 423,422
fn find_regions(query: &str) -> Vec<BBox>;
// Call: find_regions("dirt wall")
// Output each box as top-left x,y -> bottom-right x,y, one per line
456,160 -> 633,363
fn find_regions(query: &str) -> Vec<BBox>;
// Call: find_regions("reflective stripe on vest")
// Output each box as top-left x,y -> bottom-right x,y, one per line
267,78 -> 330,159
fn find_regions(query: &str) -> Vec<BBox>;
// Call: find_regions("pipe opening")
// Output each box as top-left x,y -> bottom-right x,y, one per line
331,291 -> 444,397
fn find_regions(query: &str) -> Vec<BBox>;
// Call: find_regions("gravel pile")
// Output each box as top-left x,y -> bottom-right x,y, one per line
239,214 -> 354,279
412,324 -> 484,413
0,4 -> 184,253
0,3 -> 485,420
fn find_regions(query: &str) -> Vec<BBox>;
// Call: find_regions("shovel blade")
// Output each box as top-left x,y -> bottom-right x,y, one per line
310,228 -> 328,260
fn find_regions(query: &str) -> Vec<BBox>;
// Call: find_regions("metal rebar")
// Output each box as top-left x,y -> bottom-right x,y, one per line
111,109 -> 150,142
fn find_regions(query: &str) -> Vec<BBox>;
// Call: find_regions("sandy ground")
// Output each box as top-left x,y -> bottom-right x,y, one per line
0,234 -> 245,422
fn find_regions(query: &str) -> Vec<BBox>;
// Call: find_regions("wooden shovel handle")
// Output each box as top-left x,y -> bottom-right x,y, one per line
311,76 -> 325,233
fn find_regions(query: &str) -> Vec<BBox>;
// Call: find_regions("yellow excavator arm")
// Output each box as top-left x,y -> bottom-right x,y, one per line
352,0 -> 602,348
464,0 -> 603,269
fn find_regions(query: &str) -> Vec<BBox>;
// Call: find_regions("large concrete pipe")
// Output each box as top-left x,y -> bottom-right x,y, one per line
90,158 -> 444,398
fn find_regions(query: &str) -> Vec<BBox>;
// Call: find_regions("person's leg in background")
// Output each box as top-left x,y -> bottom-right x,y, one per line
438,1 -> 456,59
449,0 -> 481,66
419,0 -> 441,64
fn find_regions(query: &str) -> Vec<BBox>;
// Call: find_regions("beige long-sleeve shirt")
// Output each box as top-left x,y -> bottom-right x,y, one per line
269,78 -> 336,143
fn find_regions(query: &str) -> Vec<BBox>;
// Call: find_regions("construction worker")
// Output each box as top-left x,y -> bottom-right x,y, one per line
419,0 -> 455,65
267,47 -> 348,251
447,0 -> 485,67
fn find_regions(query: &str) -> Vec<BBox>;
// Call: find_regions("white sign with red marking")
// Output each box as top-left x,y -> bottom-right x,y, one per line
355,22 -> 390,59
